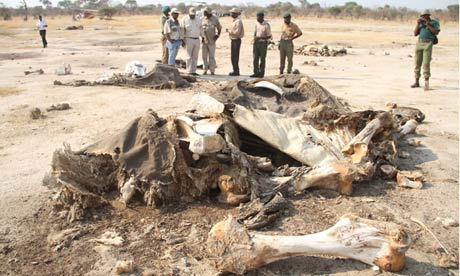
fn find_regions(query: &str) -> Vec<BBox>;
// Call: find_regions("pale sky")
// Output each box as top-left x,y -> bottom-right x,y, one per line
3,0 -> 458,11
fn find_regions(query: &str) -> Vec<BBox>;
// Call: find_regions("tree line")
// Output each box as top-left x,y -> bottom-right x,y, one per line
0,0 -> 458,22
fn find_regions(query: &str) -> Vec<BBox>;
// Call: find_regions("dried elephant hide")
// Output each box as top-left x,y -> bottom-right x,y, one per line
53,63 -> 195,89
45,109 -> 263,221
45,74 -> 425,220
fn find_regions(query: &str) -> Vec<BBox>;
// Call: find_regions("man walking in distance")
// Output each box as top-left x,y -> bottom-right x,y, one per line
164,8 -> 182,66
279,13 -> 302,75
160,6 -> 170,64
201,7 -> 222,75
181,7 -> 201,75
228,8 -> 244,76
251,11 -> 271,78
37,15 -> 48,48
411,11 -> 440,91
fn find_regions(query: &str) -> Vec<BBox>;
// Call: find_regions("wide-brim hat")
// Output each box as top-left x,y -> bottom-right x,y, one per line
203,7 -> 212,13
189,7 -> 196,15
229,8 -> 241,14
171,8 -> 180,14
421,10 -> 431,16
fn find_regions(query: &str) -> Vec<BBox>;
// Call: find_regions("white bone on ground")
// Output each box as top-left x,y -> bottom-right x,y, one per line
120,177 -> 136,204
396,173 -> 423,189
92,231 -> 124,246
399,119 -> 418,135
254,81 -> 285,96
208,215 -> 409,274
124,60 -> 146,77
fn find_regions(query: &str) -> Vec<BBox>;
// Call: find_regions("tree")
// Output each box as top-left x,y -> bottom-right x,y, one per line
98,6 -> 117,19
125,0 -> 137,14
58,0 -> 73,9
40,0 -> 52,9
176,2 -> 186,13
447,4 -> 459,21
20,0 -> 28,21
0,2 -> 12,20
328,6 -> 341,18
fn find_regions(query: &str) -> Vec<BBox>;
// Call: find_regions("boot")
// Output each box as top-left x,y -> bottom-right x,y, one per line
424,78 -> 429,91
410,78 -> 420,88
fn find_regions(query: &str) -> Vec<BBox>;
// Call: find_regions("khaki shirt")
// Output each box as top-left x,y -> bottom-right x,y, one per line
229,17 -> 244,39
201,15 -> 222,44
281,21 -> 302,41
160,15 -> 169,36
181,15 -> 201,38
164,18 -> 181,40
254,21 -> 271,41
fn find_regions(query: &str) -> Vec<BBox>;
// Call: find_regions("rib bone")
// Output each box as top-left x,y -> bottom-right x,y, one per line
208,215 -> 410,274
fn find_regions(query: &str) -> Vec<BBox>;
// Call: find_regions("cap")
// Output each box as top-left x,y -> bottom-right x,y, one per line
203,7 -> 212,13
283,12 -> 291,18
421,10 -> 431,16
256,10 -> 264,16
229,8 -> 241,14
189,7 -> 196,15
171,8 -> 180,14
161,5 -> 170,13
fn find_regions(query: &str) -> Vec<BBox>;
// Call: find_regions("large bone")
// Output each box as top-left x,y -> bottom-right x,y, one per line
208,215 -> 410,274
342,112 -> 393,163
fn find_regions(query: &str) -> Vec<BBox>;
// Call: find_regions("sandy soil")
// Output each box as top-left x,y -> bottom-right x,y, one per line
0,15 -> 458,275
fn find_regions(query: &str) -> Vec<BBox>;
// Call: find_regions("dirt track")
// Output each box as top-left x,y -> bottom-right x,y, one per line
0,15 -> 458,275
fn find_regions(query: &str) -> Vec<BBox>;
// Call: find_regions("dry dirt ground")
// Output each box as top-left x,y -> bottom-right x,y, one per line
0,15 -> 458,275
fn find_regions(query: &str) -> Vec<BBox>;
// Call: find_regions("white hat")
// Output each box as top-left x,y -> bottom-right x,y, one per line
189,7 -> 196,15
229,8 -> 241,14
171,8 -> 180,14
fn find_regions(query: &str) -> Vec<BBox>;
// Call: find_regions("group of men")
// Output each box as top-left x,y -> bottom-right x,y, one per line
160,6 -> 302,78
36,9 -> 441,90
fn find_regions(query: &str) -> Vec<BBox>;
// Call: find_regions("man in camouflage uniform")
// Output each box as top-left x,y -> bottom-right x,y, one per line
411,11 -> 440,91
201,7 -> 222,75
160,6 -> 171,64
279,13 -> 302,74
251,11 -> 271,78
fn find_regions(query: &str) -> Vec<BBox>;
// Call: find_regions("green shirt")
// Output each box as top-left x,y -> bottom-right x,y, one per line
418,19 -> 439,40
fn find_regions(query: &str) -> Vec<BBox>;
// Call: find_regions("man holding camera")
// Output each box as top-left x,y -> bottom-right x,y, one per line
411,11 -> 440,91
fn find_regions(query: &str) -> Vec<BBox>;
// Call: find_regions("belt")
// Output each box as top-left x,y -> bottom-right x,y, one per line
186,37 -> 199,39
419,39 -> 433,42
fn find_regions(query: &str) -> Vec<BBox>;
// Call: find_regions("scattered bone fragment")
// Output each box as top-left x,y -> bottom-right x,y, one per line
47,227 -> 84,251
46,103 -> 71,112
380,164 -> 397,179
407,138 -> 421,146
398,151 -> 410,159
24,69 -> 44,75
217,175 -> 250,206
208,215 -> 410,274
435,217 -> 459,228
399,119 -> 418,136
396,171 -> 423,189
55,63 -> 72,75
120,177 -> 137,204
29,107 -> 44,119
92,231 -> 124,246
115,260 -> 134,274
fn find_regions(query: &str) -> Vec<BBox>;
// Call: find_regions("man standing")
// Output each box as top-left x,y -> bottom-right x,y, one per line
164,8 -> 182,66
201,7 -> 222,75
411,11 -> 440,91
160,6 -> 170,64
228,8 -> 244,76
251,11 -> 271,78
279,13 -> 302,74
37,15 -> 48,48
181,7 -> 201,75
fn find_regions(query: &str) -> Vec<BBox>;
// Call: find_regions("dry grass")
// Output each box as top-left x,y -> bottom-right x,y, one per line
0,87 -> 23,97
